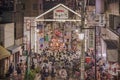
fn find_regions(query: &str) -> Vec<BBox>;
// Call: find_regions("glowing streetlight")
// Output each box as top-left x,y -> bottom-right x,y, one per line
78,33 -> 84,40
78,32 -> 85,80
75,29 -> 79,33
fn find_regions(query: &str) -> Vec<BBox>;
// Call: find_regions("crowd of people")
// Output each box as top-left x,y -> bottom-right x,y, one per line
84,49 -> 120,80
37,49 -> 81,80
5,48 -> 120,80
6,60 -> 26,80
36,48 -> 120,80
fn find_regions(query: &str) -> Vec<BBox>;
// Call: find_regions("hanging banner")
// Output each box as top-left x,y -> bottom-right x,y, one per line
37,24 -> 43,29
53,6 -> 68,19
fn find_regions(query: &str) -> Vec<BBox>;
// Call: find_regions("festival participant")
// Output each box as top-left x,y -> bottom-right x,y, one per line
16,64 -> 22,80
59,67 -> 67,80
50,66 -> 56,80
8,63 -> 14,76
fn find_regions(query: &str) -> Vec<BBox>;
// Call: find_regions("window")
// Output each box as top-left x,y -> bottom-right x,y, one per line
45,0 -> 50,1
0,28 -> 4,46
0,0 -> 2,7
33,3 -> 37,10
108,0 -> 118,3
87,0 -> 95,6
1,0 -> 14,11
89,30 -> 94,48
39,4 -> 41,10
21,3 -> 25,10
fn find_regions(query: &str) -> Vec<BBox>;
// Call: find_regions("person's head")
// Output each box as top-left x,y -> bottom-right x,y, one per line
20,59 -> 22,62
20,63 -> 22,66
97,66 -> 100,70
17,63 -> 19,67
10,63 -> 12,66
43,66 -> 45,69
92,66 -> 95,70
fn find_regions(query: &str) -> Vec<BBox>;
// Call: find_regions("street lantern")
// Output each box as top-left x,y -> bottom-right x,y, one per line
78,32 -> 85,80
75,29 -> 79,33
78,33 -> 84,40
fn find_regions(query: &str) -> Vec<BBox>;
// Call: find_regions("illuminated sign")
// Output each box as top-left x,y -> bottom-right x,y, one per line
53,6 -> 68,19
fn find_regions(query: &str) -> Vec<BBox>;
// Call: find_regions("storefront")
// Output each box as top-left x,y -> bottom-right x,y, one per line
7,45 -> 22,70
0,46 -> 10,78
101,28 -> 119,79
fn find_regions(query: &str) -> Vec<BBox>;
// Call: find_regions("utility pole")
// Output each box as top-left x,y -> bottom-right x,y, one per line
25,19 -> 31,80
80,0 -> 97,80
80,0 -> 85,80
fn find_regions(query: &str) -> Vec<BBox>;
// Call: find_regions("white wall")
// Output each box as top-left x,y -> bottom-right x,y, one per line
101,28 -> 119,41
101,28 -> 119,62
107,29 -> 119,41
108,2 -> 119,15
2,23 -> 14,48
24,17 -> 36,52
101,39 -> 107,59
15,38 -> 23,45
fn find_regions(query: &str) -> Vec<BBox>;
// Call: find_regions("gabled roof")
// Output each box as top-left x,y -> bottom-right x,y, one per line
35,4 -> 81,20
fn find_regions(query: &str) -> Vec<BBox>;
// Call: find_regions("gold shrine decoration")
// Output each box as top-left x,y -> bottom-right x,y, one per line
49,38 -> 64,51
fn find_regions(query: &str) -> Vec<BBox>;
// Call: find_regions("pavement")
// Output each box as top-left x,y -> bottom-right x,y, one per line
9,71 -> 25,80
34,74 -> 41,80
34,74 -> 76,80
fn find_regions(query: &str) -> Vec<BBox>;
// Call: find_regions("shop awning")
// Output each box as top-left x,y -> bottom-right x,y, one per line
104,40 -> 118,49
7,45 -> 20,53
0,45 -> 10,60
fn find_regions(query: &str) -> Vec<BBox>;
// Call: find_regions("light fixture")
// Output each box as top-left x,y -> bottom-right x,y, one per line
36,29 -> 39,33
75,29 -> 79,33
78,33 -> 84,40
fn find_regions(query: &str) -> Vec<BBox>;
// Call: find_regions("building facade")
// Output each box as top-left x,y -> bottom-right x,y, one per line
43,0 -> 76,11
24,0 -> 43,17
0,0 -> 24,77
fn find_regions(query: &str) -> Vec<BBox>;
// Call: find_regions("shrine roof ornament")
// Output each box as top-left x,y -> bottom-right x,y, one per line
35,4 -> 81,22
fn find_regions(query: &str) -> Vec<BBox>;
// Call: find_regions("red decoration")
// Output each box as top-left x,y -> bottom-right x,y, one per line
85,57 -> 91,63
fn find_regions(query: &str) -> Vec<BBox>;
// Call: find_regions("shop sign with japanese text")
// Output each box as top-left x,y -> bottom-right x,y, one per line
53,6 -> 68,19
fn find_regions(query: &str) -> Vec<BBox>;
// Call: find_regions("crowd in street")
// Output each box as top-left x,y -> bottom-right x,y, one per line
37,49 -> 81,80
84,49 -> 120,80
36,48 -> 120,80
5,48 -> 120,80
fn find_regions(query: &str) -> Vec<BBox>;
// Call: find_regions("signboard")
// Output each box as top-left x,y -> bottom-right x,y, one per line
107,49 -> 118,62
53,6 -> 68,19
26,19 -> 31,31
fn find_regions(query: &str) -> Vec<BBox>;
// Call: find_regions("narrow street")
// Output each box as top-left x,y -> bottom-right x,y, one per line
0,0 -> 120,80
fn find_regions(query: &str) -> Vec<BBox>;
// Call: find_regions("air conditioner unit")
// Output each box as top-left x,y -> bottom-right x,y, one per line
95,14 -> 106,27
100,15 -> 106,26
